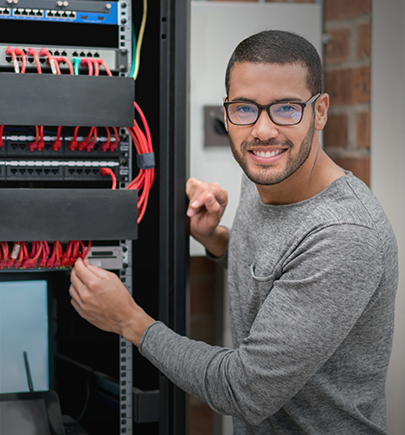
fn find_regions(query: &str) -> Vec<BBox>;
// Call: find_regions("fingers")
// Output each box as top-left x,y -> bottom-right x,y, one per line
83,259 -> 109,279
186,178 -> 228,217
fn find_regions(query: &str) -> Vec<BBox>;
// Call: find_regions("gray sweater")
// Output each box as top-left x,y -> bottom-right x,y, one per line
139,172 -> 398,434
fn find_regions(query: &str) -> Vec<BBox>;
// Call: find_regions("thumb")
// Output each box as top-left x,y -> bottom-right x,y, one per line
83,259 -> 109,279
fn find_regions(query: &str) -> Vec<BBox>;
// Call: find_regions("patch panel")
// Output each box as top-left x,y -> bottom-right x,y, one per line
46,10 -> 76,19
64,165 -> 118,181
1,2 -> 118,24
0,44 -> 117,71
1,137 -> 127,158
6,164 -> 63,180
14,8 -> 43,17
1,159 -> 121,182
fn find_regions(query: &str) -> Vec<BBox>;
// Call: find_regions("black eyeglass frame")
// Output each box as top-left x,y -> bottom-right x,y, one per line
223,93 -> 321,126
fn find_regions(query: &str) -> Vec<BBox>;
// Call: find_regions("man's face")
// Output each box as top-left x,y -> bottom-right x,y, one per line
225,62 -> 318,186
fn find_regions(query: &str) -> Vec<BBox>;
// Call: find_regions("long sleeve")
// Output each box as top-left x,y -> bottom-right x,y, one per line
139,223 -> 391,427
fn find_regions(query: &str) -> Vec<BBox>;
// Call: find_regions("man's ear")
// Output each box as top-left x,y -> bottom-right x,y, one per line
314,93 -> 329,131
223,97 -> 229,132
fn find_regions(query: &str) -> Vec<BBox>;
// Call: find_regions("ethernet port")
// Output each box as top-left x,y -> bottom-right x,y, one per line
68,169 -> 75,174
19,168 -> 25,174
27,169 -> 34,175
77,168 -> 83,174
35,10 -> 42,16
94,52 -> 100,58
72,51 -> 78,57
14,9 -> 21,15
61,51 -> 67,56
54,50 -> 60,56
47,10 -> 54,17
87,52 -> 93,57
21,9 -> 28,15
5,56 -> 11,62
62,11 -> 68,17
79,52 -> 85,57
44,169 -> 50,174
11,168 -> 17,174
68,11 -> 75,18
35,169 -> 42,174
29,10 -> 36,16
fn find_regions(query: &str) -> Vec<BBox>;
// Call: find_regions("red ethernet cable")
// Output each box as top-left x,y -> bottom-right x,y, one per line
124,102 -> 155,223
22,241 -> 43,269
38,241 -> 50,269
27,48 -> 42,74
14,47 -> 27,73
13,241 -> 27,269
0,242 -> 9,269
37,126 -> 45,151
6,47 -> 20,73
55,57 -> 74,75
93,59 -> 100,76
101,127 -> 111,152
61,241 -> 73,268
0,124 -> 4,148
100,167 -> 117,190
28,125 -> 40,152
81,58 -> 93,76
69,126 -> 80,151
109,127 -> 119,152
96,59 -> 113,77
86,127 -> 97,152
39,48 -> 61,74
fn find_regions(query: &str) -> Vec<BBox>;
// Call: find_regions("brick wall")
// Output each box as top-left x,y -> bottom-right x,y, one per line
189,1 -> 373,434
323,0 -> 372,185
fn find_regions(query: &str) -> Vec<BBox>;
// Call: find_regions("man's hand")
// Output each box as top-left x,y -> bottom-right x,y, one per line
69,258 -> 155,346
186,177 -> 229,257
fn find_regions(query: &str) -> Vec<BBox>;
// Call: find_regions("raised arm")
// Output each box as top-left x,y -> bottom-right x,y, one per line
186,177 -> 229,258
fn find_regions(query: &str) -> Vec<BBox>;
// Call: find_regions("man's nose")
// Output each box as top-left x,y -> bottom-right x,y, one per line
250,109 -> 280,141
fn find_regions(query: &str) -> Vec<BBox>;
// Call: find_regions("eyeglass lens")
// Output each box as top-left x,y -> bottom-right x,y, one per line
227,102 -> 303,125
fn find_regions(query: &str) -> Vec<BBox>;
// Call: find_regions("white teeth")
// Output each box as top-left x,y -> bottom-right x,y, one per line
253,149 -> 284,158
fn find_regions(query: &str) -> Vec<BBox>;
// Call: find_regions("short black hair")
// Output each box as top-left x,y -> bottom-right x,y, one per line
225,30 -> 323,96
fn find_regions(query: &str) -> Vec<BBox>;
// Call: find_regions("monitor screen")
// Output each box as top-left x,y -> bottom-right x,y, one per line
0,391 -> 65,435
0,280 -> 49,394
0,398 -> 52,435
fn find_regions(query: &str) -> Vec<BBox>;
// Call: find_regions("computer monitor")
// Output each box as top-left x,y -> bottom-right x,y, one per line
0,390 -> 65,435
0,280 -> 49,394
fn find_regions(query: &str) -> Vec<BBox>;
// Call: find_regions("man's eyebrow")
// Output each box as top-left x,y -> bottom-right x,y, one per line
228,96 -> 305,103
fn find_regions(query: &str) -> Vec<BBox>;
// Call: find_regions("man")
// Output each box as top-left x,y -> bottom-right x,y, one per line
70,31 -> 398,434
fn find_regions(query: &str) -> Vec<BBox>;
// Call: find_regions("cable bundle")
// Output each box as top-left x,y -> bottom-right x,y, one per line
125,102 -> 154,223
0,240 -> 91,270
2,46 -> 155,225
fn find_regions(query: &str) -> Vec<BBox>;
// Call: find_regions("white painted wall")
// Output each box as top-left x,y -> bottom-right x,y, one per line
189,1 -> 322,256
371,1 -> 405,433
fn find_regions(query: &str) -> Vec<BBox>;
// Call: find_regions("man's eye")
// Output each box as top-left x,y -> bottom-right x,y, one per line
274,104 -> 295,113
235,105 -> 255,113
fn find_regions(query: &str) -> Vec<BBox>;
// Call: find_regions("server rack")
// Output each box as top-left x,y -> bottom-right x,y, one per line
0,0 -> 189,434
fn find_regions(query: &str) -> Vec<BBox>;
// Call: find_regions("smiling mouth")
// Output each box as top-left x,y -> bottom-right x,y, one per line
251,149 -> 286,158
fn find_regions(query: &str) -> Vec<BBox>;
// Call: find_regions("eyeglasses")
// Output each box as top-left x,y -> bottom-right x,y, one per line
223,93 -> 321,126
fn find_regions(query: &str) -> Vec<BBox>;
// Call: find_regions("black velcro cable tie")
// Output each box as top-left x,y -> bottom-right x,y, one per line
137,152 -> 155,169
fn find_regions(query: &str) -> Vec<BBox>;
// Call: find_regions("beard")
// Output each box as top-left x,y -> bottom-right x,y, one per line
228,117 -> 316,186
